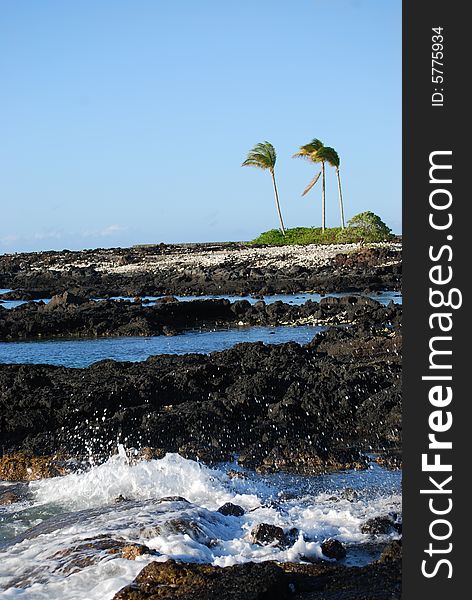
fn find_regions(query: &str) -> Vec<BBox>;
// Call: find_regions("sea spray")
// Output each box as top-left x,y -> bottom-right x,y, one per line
0,453 -> 401,599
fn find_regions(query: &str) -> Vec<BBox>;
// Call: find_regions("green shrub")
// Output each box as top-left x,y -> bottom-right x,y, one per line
344,211 -> 393,242
250,213 -> 394,246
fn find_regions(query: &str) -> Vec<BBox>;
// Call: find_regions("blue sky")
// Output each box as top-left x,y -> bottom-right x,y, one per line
0,0 -> 401,252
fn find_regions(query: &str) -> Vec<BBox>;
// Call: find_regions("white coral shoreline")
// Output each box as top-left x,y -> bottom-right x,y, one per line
26,242 -> 401,275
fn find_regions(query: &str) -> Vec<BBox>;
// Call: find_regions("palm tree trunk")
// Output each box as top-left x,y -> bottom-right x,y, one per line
271,171 -> 286,235
336,167 -> 345,229
321,162 -> 326,231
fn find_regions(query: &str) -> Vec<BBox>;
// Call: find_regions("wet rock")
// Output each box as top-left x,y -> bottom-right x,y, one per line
226,469 -> 247,480
340,487 -> 359,502
155,295 -> 179,304
178,442 -> 233,465
378,539 -> 402,563
278,491 -> 298,502
0,453 -> 69,481
138,447 -> 166,461
254,447 -> 369,476
162,326 -> 177,336
45,291 -> 88,310
251,523 -> 289,548
282,558 -> 401,599
321,538 -> 347,560
113,558 -> 402,600
286,527 -> 301,545
217,502 -> 245,517
121,543 -> 152,560
49,536 -> 126,575
360,516 -> 399,535
141,518 -> 211,546
157,496 -> 190,504
0,328 -> 401,465
0,294 -> 401,341
1,291 -> 48,303
113,559 -> 289,600
0,490 -> 20,504
375,451 -> 402,470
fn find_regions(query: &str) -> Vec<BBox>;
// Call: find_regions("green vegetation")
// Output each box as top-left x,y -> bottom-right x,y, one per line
346,211 -> 393,240
250,212 -> 393,246
320,146 -> 345,229
292,138 -> 346,231
241,141 -> 286,235
293,139 -> 327,231
241,136 -> 393,245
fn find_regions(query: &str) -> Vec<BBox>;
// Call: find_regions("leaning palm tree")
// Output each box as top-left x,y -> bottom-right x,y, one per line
293,138 -> 327,231
242,141 -> 286,235
320,146 -> 345,229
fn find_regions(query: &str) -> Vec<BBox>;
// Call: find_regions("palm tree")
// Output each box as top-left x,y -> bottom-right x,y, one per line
242,141 -> 286,235
293,139 -> 327,231
320,146 -> 345,229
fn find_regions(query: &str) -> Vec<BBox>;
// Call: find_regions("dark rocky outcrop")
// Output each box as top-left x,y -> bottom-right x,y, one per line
0,242 -> 402,299
250,524 -> 289,548
0,490 -> 21,505
0,294 -> 400,340
0,323 -> 401,473
0,453 -> 70,481
360,516 -> 402,536
113,560 -> 289,600
217,502 -> 245,517
321,539 -> 347,560
112,557 -> 401,600
378,539 -> 402,563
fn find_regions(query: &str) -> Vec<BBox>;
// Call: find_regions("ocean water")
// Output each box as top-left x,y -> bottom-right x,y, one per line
0,290 -> 402,310
0,325 -> 325,368
107,291 -> 403,306
0,291 -> 402,598
0,451 -> 401,599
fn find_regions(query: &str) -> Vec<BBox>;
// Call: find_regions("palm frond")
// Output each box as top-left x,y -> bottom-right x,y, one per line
301,172 -> 321,196
241,158 -> 267,169
293,138 -> 325,163
308,138 -> 324,151
318,146 -> 340,168
241,141 -> 276,171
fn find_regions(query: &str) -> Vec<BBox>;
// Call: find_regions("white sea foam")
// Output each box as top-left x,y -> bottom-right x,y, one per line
30,451 -> 260,511
0,452 -> 401,600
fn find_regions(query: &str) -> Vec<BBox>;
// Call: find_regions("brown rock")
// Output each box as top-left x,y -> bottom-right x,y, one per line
226,469 -> 247,480
378,539 -> 402,563
360,516 -> 399,535
253,448 -> 368,476
113,558 -> 402,600
140,518 -> 211,546
121,544 -> 151,560
321,538 -> 347,560
375,452 -> 402,470
113,559 -> 288,600
49,536 -> 126,575
0,490 -> 21,504
138,447 -> 166,461
250,523 -> 289,548
45,291 -> 88,310
0,454 -> 68,481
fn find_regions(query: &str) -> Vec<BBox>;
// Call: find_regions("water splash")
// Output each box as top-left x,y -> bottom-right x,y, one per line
0,453 -> 401,600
